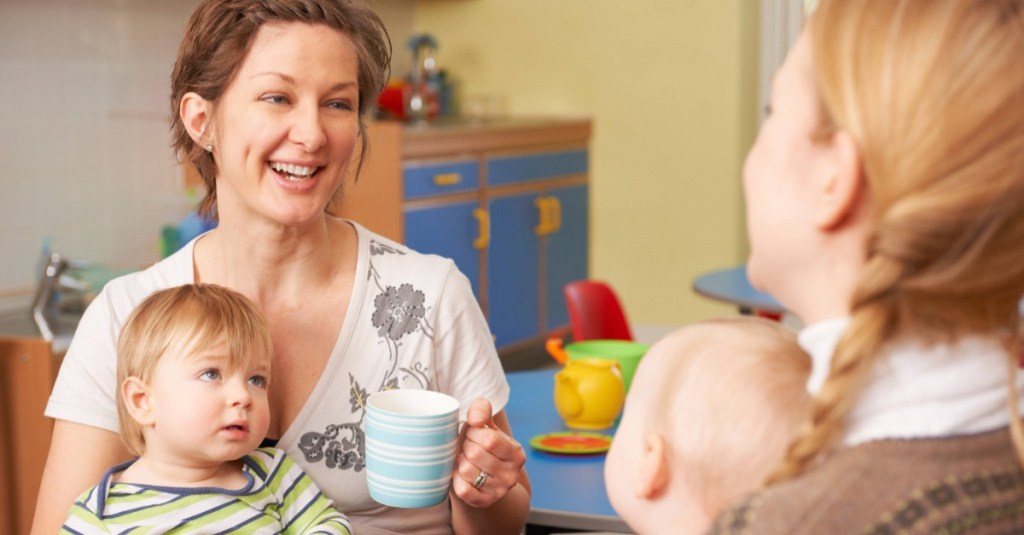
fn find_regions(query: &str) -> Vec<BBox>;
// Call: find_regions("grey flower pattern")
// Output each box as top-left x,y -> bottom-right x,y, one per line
370,240 -> 405,256
298,421 -> 365,473
348,373 -> 368,413
372,284 -> 426,341
299,237 -> 435,474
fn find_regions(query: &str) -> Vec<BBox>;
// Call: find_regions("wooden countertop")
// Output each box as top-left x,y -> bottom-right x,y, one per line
396,116 -> 592,159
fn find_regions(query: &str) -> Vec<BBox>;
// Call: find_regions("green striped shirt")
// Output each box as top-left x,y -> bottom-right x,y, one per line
61,447 -> 352,534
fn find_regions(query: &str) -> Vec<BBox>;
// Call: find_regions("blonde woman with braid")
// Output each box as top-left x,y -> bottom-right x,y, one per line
709,0 -> 1024,533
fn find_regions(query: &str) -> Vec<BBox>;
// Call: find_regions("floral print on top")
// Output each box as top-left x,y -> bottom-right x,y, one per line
280,226 -> 508,534
296,240 -> 435,475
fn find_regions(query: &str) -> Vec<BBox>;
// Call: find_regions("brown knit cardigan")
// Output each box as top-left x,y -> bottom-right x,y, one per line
708,428 -> 1024,534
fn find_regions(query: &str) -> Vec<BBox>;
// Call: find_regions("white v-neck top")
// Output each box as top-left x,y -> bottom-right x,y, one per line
48,222 -> 509,535
799,318 -> 1024,447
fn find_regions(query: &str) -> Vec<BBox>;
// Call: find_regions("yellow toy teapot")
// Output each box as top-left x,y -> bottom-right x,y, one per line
553,358 -> 625,430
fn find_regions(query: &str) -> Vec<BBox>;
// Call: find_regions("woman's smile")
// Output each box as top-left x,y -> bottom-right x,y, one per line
268,161 -> 324,192
269,162 -> 321,181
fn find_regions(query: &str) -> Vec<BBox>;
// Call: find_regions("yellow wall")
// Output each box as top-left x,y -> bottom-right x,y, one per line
414,0 -> 759,327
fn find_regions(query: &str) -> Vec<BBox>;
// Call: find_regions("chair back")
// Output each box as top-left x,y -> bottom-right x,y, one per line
563,280 -> 633,341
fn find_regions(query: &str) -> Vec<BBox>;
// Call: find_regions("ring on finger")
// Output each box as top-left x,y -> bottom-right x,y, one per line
472,470 -> 489,489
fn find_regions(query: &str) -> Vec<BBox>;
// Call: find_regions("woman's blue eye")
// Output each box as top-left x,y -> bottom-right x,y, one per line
200,369 -> 220,381
249,375 -> 268,388
327,100 -> 354,111
263,95 -> 289,105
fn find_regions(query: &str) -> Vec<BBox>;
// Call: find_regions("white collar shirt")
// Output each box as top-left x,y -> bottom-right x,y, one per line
798,318 -> 1024,447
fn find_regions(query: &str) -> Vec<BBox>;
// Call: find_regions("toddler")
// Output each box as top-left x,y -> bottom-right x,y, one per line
604,317 -> 811,535
61,284 -> 351,534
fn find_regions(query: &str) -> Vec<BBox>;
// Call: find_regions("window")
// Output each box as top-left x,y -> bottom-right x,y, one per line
758,0 -> 811,120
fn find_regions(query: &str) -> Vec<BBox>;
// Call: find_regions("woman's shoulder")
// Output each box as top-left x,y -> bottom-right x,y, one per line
98,241 -> 194,313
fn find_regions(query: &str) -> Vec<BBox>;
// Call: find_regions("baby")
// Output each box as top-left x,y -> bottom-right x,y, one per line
61,284 -> 351,534
604,317 -> 811,535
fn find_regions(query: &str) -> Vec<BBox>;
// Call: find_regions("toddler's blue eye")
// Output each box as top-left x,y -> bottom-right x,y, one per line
249,375 -> 268,388
200,369 -> 220,381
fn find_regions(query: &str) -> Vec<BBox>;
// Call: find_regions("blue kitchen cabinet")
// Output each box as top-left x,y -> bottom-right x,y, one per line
484,142 -> 590,345
486,184 -> 589,347
403,200 -> 482,297
487,193 -> 541,347
487,149 -> 588,187
402,159 -> 478,200
543,184 -> 589,332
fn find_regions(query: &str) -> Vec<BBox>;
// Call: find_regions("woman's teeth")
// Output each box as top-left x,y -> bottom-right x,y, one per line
270,162 -> 317,181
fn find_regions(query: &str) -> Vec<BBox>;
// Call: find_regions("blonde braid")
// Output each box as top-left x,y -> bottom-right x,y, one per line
765,255 -> 902,484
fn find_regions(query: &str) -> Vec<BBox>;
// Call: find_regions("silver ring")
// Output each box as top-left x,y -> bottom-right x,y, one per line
472,470 -> 489,489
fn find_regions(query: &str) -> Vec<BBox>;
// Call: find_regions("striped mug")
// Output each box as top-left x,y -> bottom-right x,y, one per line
365,389 -> 461,508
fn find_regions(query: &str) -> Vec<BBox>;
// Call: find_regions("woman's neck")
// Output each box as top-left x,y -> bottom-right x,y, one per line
193,214 -> 356,307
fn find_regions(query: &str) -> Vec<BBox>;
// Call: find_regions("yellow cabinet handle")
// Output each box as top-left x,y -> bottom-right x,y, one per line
473,208 -> 490,249
534,197 -> 552,236
549,196 -> 562,234
433,173 -> 462,186
534,196 -> 562,236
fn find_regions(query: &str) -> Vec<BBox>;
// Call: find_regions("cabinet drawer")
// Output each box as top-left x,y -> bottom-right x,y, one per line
403,160 -> 479,200
486,149 -> 588,187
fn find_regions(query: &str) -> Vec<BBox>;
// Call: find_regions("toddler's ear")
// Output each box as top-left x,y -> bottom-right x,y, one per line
122,377 -> 155,426
635,433 -> 670,500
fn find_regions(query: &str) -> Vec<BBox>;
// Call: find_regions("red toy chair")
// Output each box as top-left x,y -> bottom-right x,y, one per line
563,279 -> 634,342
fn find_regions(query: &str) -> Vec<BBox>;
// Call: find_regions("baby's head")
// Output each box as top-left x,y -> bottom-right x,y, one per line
116,284 -> 273,457
605,317 -> 811,535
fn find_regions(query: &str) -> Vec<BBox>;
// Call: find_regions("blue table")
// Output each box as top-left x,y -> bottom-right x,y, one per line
691,265 -> 784,316
505,368 -> 630,533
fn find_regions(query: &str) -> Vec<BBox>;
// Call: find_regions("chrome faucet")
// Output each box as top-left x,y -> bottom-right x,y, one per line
31,252 -> 87,341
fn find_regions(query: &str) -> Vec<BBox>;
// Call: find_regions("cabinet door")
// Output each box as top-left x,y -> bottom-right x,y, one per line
487,149 -> 588,187
544,185 -> 589,332
487,192 -> 541,347
403,159 -> 479,200
404,201 -> 482,297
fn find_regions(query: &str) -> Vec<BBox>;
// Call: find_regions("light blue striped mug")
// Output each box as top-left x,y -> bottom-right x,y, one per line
365,389 -> 461,508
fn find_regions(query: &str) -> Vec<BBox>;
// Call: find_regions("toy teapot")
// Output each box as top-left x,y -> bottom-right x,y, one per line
546,337 -> 648,393
553,358 -> 625,430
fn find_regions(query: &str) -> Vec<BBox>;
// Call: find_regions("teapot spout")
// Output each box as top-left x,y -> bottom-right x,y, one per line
546,337 -> 569,364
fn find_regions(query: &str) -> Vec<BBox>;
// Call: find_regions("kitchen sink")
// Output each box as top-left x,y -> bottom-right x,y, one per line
0,309 -> 80,355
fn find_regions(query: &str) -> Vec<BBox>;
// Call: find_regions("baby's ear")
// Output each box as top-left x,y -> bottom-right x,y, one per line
636,433 -> 670,499
122,376 -> 155,426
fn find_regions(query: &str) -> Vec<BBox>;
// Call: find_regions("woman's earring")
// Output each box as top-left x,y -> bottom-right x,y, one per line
204,144 -> 213,152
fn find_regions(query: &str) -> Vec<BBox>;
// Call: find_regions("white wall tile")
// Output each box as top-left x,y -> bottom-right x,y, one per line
0,0 -> 200,306
0,0 -> 411,312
